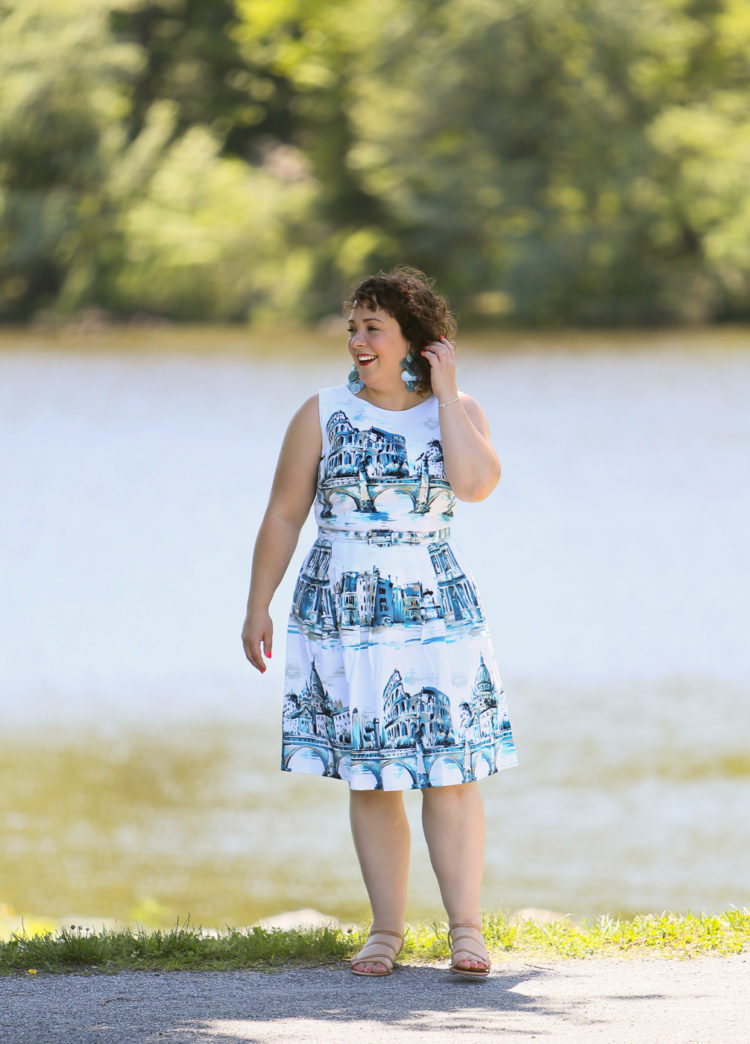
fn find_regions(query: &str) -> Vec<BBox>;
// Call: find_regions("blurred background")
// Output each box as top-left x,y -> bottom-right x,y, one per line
1,0 -> 749,935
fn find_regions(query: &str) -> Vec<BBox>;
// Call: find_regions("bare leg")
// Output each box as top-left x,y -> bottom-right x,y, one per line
421,781 -> 487,972
349,789 -> 410,973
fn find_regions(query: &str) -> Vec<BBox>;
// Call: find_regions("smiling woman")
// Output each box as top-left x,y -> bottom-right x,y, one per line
346,268 -> 457,400
346,307 -> 413,398
241,266 -> 515,978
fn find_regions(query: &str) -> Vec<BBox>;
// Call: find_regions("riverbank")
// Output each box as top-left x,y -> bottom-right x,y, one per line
2,908 -> 748,975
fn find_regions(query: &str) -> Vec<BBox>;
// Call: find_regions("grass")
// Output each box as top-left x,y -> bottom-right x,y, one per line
2,909 -> 749,975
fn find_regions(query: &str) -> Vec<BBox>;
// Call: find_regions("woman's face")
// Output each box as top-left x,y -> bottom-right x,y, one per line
347,304 -> 411,390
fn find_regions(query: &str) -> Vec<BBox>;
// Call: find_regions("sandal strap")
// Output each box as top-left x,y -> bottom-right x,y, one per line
449,923 -> 485,943
353,949 -> 395,963
351,929 -> 403,967
368,929 -> 403,941
449,923 -> 490,968
452,945 -> 489,959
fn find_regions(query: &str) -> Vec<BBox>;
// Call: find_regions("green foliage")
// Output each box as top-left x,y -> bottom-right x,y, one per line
2,910 -> 748,974
3,0 -> 750,324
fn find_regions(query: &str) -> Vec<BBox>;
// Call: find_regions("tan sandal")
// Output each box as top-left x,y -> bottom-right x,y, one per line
449,921 -> 491,977
350,928 -> 403,977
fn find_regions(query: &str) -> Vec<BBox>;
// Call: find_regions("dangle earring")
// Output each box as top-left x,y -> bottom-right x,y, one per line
399,351 -> 420,392
347,364 -> 364,394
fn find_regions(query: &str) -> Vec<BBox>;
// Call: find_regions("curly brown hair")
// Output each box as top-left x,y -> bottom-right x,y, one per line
345,267 -> 457,394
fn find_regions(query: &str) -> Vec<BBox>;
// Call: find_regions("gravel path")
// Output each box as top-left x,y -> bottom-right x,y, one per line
2,956 -> 749,1044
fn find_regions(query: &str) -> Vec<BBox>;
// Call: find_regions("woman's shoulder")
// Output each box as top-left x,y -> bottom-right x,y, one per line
316,383 -> 352,414
286,384 -> 347,438
285,393 -> 322,442
317,383 -> 348,398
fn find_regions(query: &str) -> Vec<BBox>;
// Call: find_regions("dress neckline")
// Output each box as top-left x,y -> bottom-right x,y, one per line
344,385 -> 435,415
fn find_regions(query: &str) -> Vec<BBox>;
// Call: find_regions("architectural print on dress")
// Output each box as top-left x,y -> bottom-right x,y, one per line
282,659 -> 351,746
290,537 -> 338,637
458,654 -> 512,744
291,536 -> 485,639
281,654 -> 517,790
317,410 -> 455,519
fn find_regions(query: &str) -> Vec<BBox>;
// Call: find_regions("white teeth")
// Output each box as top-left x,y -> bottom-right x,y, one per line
357,355 -> 376,362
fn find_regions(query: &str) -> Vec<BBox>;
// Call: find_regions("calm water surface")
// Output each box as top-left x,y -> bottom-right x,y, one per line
1,325 -> 749,930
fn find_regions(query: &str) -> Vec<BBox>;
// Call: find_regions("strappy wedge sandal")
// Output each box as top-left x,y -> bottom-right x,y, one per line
350,928 -> 404,977
448,921 -> 491,977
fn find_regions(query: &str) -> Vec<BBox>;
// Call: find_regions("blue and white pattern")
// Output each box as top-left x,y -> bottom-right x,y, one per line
281,384 -> 518,790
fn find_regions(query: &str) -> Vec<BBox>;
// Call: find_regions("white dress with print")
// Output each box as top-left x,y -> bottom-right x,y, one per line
281,383 -> 518,790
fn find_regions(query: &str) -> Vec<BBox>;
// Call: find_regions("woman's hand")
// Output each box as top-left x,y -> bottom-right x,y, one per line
420,336 -> 458,402
419,337 -> 502,501
242,606 -> 273,674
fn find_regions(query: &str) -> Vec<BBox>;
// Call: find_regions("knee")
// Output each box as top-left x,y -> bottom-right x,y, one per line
350,789 -> 404,810
423,781 -> 481,808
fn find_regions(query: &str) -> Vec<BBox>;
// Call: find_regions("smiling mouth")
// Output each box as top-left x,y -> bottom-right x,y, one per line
357,354 -> 377,365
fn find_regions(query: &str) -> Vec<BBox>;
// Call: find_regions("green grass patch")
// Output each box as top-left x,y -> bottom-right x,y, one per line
480,909 -> 750,960
2,910 -> 748,976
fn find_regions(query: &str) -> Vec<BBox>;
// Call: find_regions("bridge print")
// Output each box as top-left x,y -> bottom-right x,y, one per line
317,470 -> 454,518
281,732 -> 508,789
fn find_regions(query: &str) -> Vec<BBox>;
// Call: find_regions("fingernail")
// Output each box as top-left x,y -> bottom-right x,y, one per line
266,650 -> 272,658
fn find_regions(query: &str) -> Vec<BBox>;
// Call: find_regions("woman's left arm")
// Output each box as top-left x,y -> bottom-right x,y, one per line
421,336 -> 501,502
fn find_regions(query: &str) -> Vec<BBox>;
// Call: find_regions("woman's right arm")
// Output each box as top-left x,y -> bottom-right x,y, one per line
241,393 -> 322,673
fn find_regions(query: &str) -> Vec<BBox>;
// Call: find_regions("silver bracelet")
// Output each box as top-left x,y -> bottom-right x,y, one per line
438,395 -> 460,408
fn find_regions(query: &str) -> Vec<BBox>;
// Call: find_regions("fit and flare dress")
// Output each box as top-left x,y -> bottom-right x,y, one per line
281,383 -> 518,791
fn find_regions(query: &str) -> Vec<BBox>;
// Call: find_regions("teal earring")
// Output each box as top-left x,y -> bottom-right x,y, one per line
399,352 -> 419,392
347,364 -> 364,393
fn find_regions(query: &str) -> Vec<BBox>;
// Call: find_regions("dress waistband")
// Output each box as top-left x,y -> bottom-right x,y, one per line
317,525 -> 451,546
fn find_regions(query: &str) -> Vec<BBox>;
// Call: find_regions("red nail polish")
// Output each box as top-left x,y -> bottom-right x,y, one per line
266,650 -> 272,658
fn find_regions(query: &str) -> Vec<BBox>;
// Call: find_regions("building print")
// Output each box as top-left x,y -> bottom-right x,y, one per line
282,654 -> 514,788
415,440 -> 446,478
291,538 -> 338,636
458,654 -> 512,745
317,410 -> 454,519
292,537 -> 484,637
334,567 -> 442,629
283,660 -> 350,744
382,669 -> 455,749
428,541 -> 484,624
325,411 -> 409,478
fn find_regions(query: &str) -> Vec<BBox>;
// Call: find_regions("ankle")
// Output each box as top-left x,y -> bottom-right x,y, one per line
449,910 -> 484,927
448,917 -> 483,930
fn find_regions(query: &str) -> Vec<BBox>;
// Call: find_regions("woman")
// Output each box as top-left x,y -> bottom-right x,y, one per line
242,267 -> 517,976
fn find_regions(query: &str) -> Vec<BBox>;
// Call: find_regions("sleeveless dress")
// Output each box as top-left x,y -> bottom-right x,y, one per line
281,383 -> 518,790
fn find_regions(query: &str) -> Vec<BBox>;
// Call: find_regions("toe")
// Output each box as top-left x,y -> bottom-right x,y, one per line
353,960 -> 386,973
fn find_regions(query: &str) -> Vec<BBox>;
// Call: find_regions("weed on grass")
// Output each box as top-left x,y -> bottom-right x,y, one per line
2,909 -> 748,975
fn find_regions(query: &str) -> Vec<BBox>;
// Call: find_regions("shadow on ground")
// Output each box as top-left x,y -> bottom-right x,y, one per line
2,963 -> 582,1043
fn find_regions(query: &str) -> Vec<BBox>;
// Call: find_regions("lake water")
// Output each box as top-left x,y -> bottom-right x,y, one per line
1,324 -> 749,930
